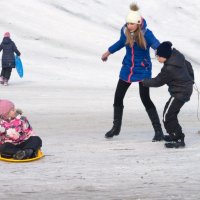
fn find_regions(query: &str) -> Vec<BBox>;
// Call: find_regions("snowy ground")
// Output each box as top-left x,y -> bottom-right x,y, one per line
0,0 -> 200,199
1,83 -> 200,200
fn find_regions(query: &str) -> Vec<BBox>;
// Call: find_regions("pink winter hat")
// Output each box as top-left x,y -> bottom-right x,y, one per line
0,99 -> 15,119
4,32 -> 10,38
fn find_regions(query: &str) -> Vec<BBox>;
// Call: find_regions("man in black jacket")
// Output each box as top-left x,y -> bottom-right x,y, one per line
142,41 -> 194,148
0,32 -> 21,86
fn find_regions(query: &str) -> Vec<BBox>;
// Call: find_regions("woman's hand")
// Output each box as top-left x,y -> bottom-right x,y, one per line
101,51 -> 111,62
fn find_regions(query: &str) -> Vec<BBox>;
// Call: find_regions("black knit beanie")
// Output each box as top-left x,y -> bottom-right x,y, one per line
156,41 -> 172,59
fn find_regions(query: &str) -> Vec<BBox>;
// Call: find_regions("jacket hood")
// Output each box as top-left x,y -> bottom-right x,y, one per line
141,18 -> 147,31
165,48 -> 185,68
2,37 -> 12,45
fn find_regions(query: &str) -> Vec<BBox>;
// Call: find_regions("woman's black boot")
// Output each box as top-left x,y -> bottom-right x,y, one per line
146,107 -> 164,142
105,106 -> 124,138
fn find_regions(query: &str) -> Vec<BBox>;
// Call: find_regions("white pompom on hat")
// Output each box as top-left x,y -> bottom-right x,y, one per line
126,3 -> 142,24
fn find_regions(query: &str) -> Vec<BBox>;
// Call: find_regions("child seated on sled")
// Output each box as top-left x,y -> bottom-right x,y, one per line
142,41 -> 194,148
0,99 -> 42,159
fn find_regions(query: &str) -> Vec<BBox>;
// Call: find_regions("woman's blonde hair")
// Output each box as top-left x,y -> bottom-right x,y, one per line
125,25 -> 147,49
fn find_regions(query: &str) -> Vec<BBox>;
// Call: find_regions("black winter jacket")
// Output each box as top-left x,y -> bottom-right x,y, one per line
0,37 -> 21,68
143,48 -> 194,102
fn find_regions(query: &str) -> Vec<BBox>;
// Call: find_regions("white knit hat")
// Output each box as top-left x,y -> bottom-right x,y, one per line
126,3 -> 142,24
126,11 -> 142,24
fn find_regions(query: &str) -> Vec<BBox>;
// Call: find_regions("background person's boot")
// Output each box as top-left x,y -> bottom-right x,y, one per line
105,106 -> 124,138
0,76 -> 4,84
3,78 -> 8,86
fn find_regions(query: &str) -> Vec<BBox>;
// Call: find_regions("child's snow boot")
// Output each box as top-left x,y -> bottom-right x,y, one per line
13,149 -> 34,160
105,106 -> 124,138
165,133 -> 185,148
163,135 -> 173,142
24,149 -> 34,158
146,107 -> 164,142
13,150 -> 26,160
1,153 -> 13,158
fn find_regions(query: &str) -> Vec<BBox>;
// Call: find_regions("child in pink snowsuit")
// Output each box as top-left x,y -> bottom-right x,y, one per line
0,99 -> 42,159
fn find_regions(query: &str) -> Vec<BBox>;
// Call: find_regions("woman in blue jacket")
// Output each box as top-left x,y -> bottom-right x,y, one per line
101,3 -> 164,141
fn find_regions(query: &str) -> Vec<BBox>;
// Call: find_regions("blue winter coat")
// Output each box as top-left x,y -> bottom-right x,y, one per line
108,19 -> 160,82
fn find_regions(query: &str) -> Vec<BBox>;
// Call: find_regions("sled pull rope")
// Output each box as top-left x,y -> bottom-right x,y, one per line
194,82 -> 200,121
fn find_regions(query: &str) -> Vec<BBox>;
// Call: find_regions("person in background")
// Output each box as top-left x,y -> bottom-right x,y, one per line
101,3 -> 164,141
142,41 -> 194,148
0,32 -> 21,86
0,99 -> 42,159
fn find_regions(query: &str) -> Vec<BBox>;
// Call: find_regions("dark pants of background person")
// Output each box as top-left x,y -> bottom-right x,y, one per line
0,136 -> 42,158
1,68 -> 12,80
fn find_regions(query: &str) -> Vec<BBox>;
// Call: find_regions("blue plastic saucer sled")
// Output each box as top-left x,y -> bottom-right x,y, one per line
15,55 -> 24,78
0,149 -> 44,163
